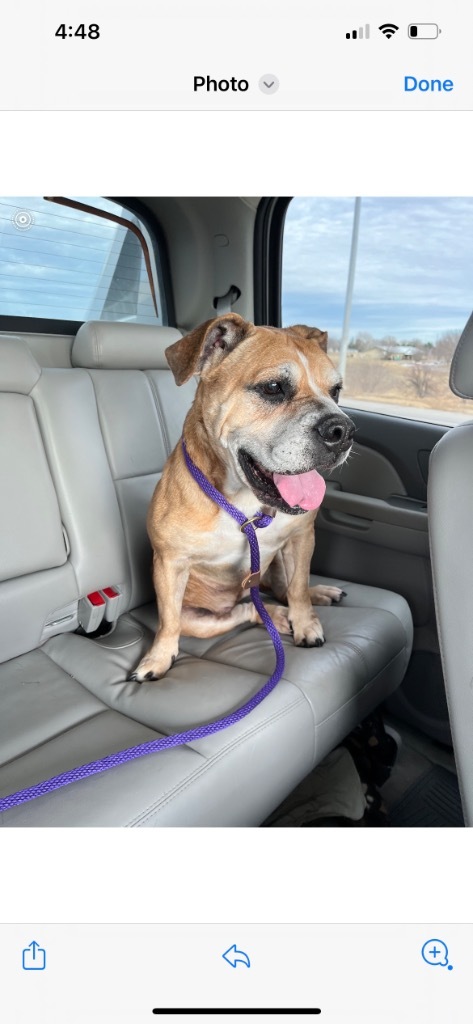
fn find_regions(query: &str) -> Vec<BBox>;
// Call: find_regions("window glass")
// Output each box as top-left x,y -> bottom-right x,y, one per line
0,196 -> 163,324
282,197 -> 473,425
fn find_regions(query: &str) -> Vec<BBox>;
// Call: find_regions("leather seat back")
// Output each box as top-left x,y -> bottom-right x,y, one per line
0,335 -> 130,662
428,312 -> 473,824
0,337 -> 77,661
72,321 -> 196,609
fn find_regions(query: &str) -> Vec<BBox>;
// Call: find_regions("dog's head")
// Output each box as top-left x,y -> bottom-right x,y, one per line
166,313 -> 355,515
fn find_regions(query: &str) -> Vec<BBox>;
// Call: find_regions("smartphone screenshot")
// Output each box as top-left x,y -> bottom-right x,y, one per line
1,1 -> 472,1021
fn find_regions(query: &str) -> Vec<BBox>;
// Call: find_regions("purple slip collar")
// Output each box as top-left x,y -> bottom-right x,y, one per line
0,439 -> 285,816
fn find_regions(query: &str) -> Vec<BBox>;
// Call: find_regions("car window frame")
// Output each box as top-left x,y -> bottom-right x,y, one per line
0,195 -> 175,335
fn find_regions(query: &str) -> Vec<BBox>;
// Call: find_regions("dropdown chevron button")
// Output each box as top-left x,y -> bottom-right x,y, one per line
258,74 -> 280,94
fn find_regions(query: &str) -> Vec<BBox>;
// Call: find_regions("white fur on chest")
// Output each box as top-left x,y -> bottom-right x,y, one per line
204,478 -> 296,575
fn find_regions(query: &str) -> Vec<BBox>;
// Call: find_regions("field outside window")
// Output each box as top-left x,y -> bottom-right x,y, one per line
282,197 -> 473,425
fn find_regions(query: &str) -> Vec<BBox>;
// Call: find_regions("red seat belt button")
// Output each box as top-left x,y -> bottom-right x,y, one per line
78,591 -> 106,632
100,585 -> 123,622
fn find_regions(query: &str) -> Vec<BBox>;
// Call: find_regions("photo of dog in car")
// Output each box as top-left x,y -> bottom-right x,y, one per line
0,195 -> 469,827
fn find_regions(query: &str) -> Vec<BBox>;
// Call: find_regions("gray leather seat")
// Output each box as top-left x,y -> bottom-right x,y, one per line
0,324 -> 413,826
429,313 -> 473,826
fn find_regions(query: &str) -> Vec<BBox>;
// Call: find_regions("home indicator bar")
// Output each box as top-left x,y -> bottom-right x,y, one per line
152,1011 -> 322,1017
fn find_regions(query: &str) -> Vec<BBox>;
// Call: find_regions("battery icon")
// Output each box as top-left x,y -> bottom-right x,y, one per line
408,24 -> 440,39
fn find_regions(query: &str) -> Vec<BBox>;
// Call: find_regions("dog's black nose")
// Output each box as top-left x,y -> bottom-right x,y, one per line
316,414 -> 355,451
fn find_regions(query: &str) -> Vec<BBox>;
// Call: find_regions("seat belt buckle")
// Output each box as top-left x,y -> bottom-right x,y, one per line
99,585 -> 124,622
78,591 -> 106,632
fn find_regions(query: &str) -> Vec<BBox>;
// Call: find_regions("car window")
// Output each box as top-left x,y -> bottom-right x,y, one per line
282,197 -> 473,425
0,196 -> 164,326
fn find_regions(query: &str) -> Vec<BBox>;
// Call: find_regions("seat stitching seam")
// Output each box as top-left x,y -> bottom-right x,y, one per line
0,709 -> 108,776
128,698 -> 305,826
126,696 -> 306,825
82,367 -> 135,594
114,470 -> 161,483
143,371 -> 171,458
317,644 -> 407,730
333,638 -> 369,674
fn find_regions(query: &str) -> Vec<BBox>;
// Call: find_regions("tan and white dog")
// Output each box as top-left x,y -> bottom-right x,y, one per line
130,314 -> 355,682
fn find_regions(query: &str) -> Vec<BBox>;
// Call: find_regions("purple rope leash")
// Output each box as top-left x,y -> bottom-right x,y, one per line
0,439 -> 285,814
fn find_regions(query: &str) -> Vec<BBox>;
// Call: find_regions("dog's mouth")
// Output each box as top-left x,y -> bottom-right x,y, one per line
238,450 -> 326,515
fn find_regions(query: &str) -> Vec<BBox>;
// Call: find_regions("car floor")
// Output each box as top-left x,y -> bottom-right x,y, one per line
265,715 -> 464,828
381,717 -> 463,827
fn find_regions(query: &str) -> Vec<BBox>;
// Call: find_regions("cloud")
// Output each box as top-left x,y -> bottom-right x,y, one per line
0,196 -> 156,322
282,197 -> 473,340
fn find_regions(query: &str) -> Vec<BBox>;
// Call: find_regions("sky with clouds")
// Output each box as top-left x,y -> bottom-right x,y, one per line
282,197 -> 473,342
1,196 -> 472,339
0,196 -> 158,323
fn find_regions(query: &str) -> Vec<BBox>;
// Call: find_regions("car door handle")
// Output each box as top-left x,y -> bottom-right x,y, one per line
322,485 -> 428,532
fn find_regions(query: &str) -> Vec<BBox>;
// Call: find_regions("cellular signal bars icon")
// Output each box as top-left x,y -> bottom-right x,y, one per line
346,24 -> 370,39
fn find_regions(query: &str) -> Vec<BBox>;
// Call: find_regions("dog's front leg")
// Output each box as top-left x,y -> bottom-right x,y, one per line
129,551 -> 189,682
282,529 -> 325,648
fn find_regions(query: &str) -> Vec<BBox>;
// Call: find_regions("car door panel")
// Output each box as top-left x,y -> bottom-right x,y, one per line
312,407 -> 451,744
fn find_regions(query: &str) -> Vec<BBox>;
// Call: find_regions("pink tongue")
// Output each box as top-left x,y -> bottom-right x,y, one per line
273,469 -> 326,510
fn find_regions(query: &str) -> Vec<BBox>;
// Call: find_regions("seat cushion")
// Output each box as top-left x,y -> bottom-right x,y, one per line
0,643 -> 312,827
0,576 -> 411,826
130,575 -> 412,760
0,320 -> 414,826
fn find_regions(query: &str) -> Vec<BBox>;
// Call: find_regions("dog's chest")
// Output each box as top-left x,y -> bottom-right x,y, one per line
203,493 -> 295,576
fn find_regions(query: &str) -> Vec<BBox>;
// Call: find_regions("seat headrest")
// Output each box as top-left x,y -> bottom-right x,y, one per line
72,321 -> 182,370
0,335 -> 41,394
450,313 -> 473,399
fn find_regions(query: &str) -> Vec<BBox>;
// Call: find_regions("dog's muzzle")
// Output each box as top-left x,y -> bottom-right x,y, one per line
315,413 -> 356,454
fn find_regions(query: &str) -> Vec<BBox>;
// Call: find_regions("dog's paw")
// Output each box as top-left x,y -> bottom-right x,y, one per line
309,584 -> 347,606
268,606 -> 293,636
289,612 -> 325,648
129,651 -> 177,683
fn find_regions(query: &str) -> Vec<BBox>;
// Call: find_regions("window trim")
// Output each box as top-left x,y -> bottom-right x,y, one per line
0,196 -> 175,335
253,197 -> 291,326
111,196 -> 176,327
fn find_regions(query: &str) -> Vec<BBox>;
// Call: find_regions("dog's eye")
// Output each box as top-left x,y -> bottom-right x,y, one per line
330,384 -> 342,404
261,380 -> 284,396
251,379 -> 292,403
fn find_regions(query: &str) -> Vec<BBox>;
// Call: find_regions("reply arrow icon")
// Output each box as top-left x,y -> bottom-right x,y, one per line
222,943 -> 251,968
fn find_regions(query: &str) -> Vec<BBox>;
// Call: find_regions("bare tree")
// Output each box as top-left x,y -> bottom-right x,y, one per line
345,360 -> 393,396
410,339 -> 428,356
353,331 -> 375,352
381,335 -> 399,358
407,364 -> 437,399
434,331 -> 461,363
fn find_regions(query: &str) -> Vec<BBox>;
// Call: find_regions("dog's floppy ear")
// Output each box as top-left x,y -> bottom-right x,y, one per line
289,325 -> 328,353
165,313 -> 252,385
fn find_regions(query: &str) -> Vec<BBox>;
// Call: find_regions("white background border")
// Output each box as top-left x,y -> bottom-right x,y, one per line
1,108 -> 471,924
2,829 -> 469,922
2,111 -> 473,196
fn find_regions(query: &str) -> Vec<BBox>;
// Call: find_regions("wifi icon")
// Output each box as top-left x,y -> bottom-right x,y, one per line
379,23 -> 399,38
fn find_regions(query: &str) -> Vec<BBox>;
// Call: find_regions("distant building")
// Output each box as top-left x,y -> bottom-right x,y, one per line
346,342 -> 423,361
354,346 -> 385,360
383,345 -> 417,361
